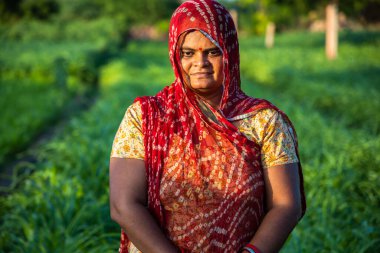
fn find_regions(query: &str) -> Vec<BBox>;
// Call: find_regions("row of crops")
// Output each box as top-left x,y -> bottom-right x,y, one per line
0,39 -> 170,252
239,31 -> 380,252
0,19 -> 123,165
240,31 -> 380,134
1,31 -> 379,252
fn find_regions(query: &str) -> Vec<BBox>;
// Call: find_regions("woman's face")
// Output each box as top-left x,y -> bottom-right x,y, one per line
180,31 -> 224,96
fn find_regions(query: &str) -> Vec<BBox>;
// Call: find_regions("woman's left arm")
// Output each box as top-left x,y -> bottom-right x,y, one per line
246,162 -> 303,253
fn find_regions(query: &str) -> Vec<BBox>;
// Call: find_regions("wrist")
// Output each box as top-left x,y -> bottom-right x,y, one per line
240,243 -> 262,253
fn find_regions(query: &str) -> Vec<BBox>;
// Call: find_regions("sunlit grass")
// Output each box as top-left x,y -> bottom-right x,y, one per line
1,31 -> 379,252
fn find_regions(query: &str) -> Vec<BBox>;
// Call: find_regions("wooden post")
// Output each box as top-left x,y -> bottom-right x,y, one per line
326,2 -> 338,60
265,22 -> 275,48
230,9 -> 238,31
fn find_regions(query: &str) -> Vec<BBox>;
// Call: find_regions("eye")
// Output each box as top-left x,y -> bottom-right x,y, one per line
208,49 -> 222,57
181,50 -> 194,58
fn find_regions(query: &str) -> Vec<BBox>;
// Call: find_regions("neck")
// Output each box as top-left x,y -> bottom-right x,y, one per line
196,87 -> 223,109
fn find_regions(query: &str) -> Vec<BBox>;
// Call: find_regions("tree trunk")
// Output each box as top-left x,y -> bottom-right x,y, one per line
265,22 -> 275,48
326,2 -> 338,60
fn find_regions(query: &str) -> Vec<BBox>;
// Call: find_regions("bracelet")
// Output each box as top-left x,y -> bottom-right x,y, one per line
242,247 -> 256,253
243,243 -> 262,253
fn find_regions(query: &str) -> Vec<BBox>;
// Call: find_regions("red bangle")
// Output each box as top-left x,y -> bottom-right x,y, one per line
245,243 -> 262,253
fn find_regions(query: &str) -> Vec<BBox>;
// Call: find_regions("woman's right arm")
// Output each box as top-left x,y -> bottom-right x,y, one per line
109,157 -> 178,253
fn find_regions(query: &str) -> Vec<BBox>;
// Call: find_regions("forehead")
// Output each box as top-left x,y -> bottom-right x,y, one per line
181,31 -> 216,48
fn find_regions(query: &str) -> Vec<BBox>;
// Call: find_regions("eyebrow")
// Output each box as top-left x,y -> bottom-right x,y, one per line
181,46 -> 220,51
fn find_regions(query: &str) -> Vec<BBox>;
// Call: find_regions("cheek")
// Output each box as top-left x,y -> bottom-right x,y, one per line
180,59 -> 191,75
214,59 -> 224,79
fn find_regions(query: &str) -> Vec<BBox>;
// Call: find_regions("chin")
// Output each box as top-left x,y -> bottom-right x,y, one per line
191,84 -> 222,95
191,81 -> 217,89
193,84 -> 213,89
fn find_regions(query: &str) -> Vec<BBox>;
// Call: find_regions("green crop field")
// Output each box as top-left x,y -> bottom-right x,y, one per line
1,30 -> 379,252
0,18 -> 121,164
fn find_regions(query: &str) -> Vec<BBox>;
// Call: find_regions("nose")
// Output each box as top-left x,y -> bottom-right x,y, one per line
194,52 -> 210,67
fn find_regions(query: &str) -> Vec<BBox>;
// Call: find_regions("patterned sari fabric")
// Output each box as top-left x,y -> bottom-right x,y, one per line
118,0 -> 305,252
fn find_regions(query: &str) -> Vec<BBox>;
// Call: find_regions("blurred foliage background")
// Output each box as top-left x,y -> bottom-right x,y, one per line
0,0 -> 379,252
222,0 -> 380,34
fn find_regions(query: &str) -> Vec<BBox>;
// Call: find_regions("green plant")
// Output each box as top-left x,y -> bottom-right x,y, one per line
1,32 -> 379,252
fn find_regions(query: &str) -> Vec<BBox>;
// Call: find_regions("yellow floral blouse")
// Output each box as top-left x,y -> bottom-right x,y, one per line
111,101 -> 298,168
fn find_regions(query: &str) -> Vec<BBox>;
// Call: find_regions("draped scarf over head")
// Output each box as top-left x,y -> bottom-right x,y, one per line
119,0 -> 305,252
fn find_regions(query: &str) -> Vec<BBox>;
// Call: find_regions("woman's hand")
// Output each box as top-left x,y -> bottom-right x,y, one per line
109,157 -> 178,253
248,163 -> 302,253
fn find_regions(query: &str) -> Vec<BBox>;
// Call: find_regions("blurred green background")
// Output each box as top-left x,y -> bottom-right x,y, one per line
0,0 -> 379,252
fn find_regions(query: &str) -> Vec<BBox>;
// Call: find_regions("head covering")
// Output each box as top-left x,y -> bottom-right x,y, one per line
168,0 -> 258,118
119,1 -> 305,252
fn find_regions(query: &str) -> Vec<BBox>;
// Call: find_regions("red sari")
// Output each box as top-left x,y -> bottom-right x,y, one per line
119,0 -> 305,252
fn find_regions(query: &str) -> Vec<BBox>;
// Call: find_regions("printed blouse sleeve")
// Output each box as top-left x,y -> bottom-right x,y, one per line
255,109 -> 299,169
110,101 -> 145,160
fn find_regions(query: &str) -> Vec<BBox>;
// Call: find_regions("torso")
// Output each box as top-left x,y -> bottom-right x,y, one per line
159,121 -> 265,252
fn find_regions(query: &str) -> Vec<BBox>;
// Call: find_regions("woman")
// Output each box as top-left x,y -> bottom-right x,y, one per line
110,1 -> 306,252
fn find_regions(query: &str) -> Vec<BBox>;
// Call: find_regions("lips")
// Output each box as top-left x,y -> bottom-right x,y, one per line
191,72 -> 213,78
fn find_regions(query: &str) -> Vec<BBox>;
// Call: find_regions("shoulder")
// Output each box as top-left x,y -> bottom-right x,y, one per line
252,107 -> 294,138
111,101 -> 145,159
253,107 -> 279,123
118,101 -> 143,132
134,84 -> 176,117
134,94 -> 167,114
238,106 -> 295,144
128,100 -> 142,114
249,108 -> 283,141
